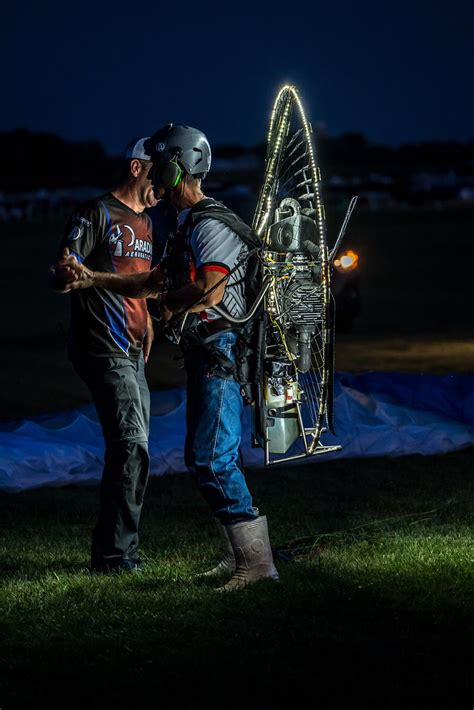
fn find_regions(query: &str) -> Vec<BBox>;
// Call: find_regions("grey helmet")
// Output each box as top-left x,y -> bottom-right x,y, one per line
147,123 -> 212,178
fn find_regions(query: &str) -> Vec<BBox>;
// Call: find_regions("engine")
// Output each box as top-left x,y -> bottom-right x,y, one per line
265,199 -> 324,373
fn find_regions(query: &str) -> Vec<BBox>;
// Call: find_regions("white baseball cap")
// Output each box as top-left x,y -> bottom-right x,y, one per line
125,137 -> 151,160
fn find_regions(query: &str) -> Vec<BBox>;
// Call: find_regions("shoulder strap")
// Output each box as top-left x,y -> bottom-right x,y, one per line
183,198 -> 261,250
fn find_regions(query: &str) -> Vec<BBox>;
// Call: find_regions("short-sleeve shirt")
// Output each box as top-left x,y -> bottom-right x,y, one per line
59,192 -> 153,360
177,210 -> 247,320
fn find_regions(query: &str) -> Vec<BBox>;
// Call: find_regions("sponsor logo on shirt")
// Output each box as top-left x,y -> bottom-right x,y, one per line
106,224 -> 152,260
107,225 -> 124,256
68,213 -> 92,241
68,225 -> 82,241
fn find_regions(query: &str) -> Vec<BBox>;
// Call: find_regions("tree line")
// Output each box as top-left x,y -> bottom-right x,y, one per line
1,128 -> 473,190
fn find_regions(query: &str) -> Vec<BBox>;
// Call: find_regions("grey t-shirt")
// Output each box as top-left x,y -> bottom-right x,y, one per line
178,210 -> 248,319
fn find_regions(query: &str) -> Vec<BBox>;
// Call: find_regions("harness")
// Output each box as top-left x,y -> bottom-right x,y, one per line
163,198 -> 262,398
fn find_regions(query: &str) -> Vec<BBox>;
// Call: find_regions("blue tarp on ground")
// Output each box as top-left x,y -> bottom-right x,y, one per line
0,373 -> 473,492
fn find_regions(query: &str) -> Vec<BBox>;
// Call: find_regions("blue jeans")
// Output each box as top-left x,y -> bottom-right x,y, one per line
184,331 -> 257,525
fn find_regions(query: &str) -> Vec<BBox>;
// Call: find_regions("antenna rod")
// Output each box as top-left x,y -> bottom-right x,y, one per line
329,196 -> 358,262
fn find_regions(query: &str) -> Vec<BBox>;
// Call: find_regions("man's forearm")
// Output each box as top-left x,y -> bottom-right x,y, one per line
49,249 -> 165,297
90,269 -> 163,298
164,282 -> 206,313
164,275 -> 227,315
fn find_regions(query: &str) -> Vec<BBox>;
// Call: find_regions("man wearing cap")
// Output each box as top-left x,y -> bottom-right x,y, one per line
57,125 -> 280,591
50,138 -> 159,573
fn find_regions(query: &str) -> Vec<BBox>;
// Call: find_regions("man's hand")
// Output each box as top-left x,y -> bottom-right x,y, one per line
49,248 -> 78,292
52,248 -> 95,292
160,295 -> 174,322
143,313 -> 154,364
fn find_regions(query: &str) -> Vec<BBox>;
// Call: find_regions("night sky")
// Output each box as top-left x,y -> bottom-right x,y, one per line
2,0 -> 472,155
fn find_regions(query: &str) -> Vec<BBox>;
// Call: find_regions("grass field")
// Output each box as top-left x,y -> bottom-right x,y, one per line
0,453 -> 473,707
0,209 -> 473,706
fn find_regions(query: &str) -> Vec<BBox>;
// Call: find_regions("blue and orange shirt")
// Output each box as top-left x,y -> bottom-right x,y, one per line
59,193 -> 153,360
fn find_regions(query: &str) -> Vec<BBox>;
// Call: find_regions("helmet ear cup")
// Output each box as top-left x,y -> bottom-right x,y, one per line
159,160 -> 183,189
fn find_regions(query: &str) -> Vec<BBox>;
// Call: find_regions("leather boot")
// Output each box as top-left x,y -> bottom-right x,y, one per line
216,515 -> 279,591
194,520 -> 236,581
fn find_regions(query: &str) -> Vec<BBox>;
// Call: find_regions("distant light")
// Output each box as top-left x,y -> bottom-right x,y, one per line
335,250 -> 359,272
341,255 -> 354,268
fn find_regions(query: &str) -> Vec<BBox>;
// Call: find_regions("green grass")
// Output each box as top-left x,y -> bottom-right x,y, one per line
1,452 -> 473,707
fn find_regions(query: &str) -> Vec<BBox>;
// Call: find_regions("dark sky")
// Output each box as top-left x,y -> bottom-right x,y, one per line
2,0 -> 472,155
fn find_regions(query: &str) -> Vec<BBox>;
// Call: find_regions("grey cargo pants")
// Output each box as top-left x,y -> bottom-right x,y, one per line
73,353 -> 150,566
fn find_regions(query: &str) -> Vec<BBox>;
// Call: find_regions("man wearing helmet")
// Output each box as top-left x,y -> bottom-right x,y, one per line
57,124 -> 279,591
50,138 -> 159,574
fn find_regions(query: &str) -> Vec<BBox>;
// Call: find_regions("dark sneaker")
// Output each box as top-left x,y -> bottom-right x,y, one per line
90,557 -> 145,574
